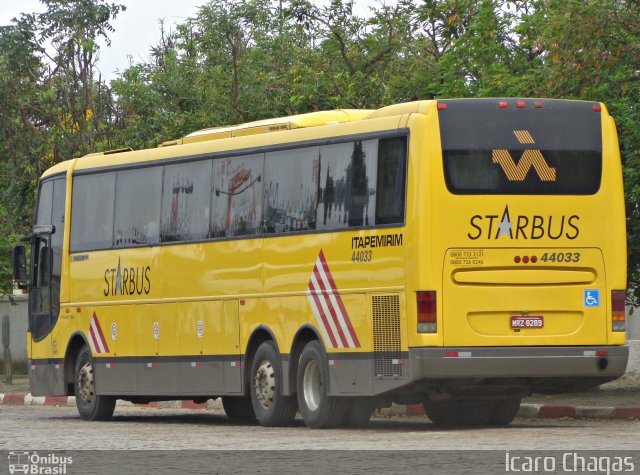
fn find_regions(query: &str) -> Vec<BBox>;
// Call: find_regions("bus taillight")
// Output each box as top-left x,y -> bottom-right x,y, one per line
612,290 -> 626,332
417,291 -> 437,333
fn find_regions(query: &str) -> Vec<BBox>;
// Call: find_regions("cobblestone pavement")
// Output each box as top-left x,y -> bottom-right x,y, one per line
2,406 -> 639,474
1,405 -> 638,451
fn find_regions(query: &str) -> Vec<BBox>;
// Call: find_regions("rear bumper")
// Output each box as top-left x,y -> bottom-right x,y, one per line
410,345 -> 628,379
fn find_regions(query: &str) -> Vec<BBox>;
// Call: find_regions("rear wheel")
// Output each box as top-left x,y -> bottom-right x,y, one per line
222,396 -> 257,423
297,340 -> 348,429
423,400 -> 457,425
250,341 -> 297,426
488,398 -> 521,426
74,345 -> 116,421
423,400 -> 492,426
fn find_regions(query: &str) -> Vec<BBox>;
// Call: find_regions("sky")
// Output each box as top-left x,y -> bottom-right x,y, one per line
0,0 -> 204,81
0,0 -> 380,82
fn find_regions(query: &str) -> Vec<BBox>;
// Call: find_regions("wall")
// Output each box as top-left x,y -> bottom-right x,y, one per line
627,306 -> 640,341
0,295 -> 28,366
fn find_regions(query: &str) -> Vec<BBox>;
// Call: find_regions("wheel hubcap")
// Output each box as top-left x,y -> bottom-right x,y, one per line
254,360 -> 275,409
77,361 -> 94,405
303,360 -> 321,411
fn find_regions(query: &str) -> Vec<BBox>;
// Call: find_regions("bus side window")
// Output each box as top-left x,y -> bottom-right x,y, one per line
317,140 -> 378,230
375,137 -> 407,225
264,147 -> 319,234
71,173 -> 115,252
210,154 -> 264,238
114,168 -> 162,247
160,160 -> 212,242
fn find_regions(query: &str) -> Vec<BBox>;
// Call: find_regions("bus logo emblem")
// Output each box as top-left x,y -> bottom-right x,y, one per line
492,131 -> 556,182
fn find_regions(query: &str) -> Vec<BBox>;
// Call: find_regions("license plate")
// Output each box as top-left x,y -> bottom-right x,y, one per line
511,316 -> 544,329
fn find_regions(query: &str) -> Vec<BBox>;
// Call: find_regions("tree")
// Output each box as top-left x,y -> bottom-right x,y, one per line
2,0 -> 640,299
0,0 -> 125,294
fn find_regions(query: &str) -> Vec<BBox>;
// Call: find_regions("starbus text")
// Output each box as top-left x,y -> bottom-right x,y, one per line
468,214 -> 580,240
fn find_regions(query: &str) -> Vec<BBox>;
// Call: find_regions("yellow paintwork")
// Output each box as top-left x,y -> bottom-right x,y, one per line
34,100 -> 626,370
181,109 -> 373,144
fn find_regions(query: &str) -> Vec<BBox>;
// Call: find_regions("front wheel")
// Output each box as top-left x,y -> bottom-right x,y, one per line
296,340 -> 348,429
74,346 -> 116,421
250,341 -> 297,426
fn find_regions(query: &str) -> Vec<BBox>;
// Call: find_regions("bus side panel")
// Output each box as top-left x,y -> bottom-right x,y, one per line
262,228 -> 406,396
176,300 -> 226,395
29,334 -> 55,396
91,300 -> 239,397
31,306 -> 83,397
161,240 -> 262,299
221,300 -> 242,394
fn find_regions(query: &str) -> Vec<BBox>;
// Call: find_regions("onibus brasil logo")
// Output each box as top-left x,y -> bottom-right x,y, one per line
8,451 -> 72,474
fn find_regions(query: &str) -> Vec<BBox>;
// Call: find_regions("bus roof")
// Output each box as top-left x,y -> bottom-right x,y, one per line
44,105 -> 412,179
169,109 -> 375,146
40,98 -> 607,180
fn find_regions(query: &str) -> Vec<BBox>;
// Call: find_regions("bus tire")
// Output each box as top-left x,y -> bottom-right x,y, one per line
250,341 -> 297,427
423,400 -> 457,425
222,396 -> 257,423
342,398 -> 374,428
74,345 -> 115,421
489,398 -> 521,426
296,340 -> 347,429
423,400 -> 492,426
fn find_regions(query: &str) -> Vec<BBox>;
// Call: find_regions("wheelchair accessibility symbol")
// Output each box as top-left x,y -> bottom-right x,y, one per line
584,289 -> 600,308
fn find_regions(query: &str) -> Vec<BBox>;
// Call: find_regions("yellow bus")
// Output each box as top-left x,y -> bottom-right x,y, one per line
14,98 -> 628,428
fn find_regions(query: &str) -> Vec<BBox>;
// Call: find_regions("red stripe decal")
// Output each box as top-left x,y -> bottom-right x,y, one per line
89,325 -> 100,353
317,251 -> 360,347
308,277 -> 339,348
92,312 -> 110,353
306,249 -> 360,348
312,266 -> 348,347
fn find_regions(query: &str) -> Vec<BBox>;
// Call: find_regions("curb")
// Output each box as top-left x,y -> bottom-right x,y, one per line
2,393 -> 639,420
379,403 -> 640,421
0,392 -> 224,410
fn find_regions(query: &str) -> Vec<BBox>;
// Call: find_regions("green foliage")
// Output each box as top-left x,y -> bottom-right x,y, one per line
0,0 -> 125,293
1,0 -> 640,300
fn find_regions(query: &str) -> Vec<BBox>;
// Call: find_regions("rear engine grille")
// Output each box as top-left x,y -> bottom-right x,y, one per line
372,294 -> 403,378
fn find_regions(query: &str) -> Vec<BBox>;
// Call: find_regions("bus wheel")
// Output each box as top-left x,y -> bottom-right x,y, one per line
222,396 -> 257,423
423,400 -> 457,425
296,340 -> 347,429
74,346 -> 115,421
423,400 -> 492,426
341,398 -> 374,428
250,341 -> 297,426
488,398 -> 521,426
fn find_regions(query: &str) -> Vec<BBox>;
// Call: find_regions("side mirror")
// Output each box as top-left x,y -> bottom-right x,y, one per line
12,245 -> 27,282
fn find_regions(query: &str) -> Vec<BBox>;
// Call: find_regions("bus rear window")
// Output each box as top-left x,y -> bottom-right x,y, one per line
439,99 -> 602,195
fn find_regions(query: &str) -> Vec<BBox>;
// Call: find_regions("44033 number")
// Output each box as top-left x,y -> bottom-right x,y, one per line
352,250 -> 373,263
540,252 -> 580,263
